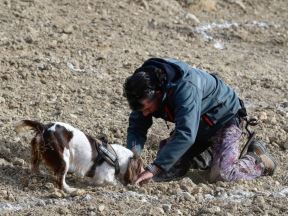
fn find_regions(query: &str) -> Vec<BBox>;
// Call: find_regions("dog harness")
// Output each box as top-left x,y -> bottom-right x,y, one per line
86,139 -> 120,177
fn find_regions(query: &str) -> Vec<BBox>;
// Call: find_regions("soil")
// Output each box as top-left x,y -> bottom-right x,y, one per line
0,0 -> 287,215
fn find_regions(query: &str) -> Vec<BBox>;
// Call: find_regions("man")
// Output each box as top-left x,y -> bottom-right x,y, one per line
123,58 -> 276,185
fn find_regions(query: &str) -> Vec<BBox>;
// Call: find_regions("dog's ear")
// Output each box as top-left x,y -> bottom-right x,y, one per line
123,155 -> 143,185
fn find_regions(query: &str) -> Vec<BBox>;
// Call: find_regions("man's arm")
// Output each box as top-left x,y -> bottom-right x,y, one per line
127,111 -> 153,154
153,81 -> 202,172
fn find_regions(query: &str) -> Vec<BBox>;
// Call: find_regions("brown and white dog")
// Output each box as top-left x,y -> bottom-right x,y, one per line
15,120 -> 143,193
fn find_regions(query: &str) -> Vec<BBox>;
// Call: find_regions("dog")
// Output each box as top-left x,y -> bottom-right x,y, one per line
15,120 -> 143,193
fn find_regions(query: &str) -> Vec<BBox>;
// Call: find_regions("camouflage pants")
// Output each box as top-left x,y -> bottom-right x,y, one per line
210,122 -> 263,182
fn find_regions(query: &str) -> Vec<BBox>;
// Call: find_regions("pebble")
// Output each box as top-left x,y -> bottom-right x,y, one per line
259,112 -> 268,121
13,158 -> 25,166
82,194 -> 92,201
45,182 -> 55,190
185,12 -> 200,24
98,204 -> 105,212
0,190 -> 8,197
24,35 -> 33,44
140,0 -> 149,10
0,146 -> 11,155
58,207 -> 70,215
36,200 -> 46,206
179,177 -> 196,191
181,192 -> 195,201
0,96 -> 6,103
162,204 -> 171,213
63,25 -> 74,34
7,192 -> 16,201
255,196 -> 265,205
205,206 -> 221,213
154,207 -> 165,214
50,191 -> 63,198
171,188 -> 182,195
71,189 -> 86,197
0,158 -> 11,166
199,0 -> 217,12
37,63 -> 49,71
282,141 -> 288,150
88,205 -> 96,211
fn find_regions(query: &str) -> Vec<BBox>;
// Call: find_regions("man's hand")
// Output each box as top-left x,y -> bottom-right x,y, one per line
135,170 -> 154,185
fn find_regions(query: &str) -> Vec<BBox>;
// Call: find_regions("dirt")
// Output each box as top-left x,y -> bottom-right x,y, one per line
0,0 -> 287,215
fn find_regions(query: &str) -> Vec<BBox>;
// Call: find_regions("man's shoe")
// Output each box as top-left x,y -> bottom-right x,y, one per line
247,140 -> 267,155
259,152 -> 277,176
247,140 -> 277,176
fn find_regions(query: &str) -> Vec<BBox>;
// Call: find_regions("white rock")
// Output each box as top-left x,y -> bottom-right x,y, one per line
185,12 -> 200,24
214,41 -> 225,50
98,204 -> 105,212
258,112 -> 268,121
0,158 -> 11,166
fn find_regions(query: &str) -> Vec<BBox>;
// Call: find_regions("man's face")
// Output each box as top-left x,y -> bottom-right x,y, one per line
139,92 -> 161,117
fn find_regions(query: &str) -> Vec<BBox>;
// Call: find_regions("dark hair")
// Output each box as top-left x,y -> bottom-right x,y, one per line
123,71 -> 157,111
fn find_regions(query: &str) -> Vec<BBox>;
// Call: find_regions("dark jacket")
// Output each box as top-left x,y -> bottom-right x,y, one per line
127,58 -> 241,172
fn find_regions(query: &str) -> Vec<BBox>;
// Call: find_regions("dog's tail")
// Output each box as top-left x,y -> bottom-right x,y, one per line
15,120 -> 45,134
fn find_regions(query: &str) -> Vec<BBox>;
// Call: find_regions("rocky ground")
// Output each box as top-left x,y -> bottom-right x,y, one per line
0,0 -> 287,215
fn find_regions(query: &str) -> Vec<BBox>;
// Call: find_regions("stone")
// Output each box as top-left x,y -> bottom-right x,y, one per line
162,204 -> 171,213
98,204 -> 105,212
205,206 -> 221,213
82,194 -> 92,201
45,182 -> 55,190
37,63 -> 49,71
71,189 -> 86,197
199,0 -> 217,12
185,12 -> 200,24
179,177 -> 196,188
139,0 -> 149,10
13,158 -> 25,166
7,192 -> 16,201
58,207 -> 70,215
154,207 -> 165,214
50,191 -> 63,198
88,205 -> 96,211
0,96 -> 5,104
0,146 -> 11,155
282,140 -> 288,150
36,200 -> 46,206
24,35 -> 33,44
255,196 -> 265,205
63,25 -> 74,34
258,112 -> 268,121
181,192 -> 195,201
0,158 -> 11,166
0,190 -> 8,197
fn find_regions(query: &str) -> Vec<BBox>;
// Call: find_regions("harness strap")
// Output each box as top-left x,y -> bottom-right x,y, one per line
86,140 -> 120,177
97,143 -> 120,175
